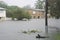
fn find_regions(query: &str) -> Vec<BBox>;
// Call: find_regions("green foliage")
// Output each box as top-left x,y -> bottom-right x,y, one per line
35,0 -> 44,9
30,30 -> 39,33
0,1 -> 7,8
14,9 -> 31,20
48,0 -> 60,19
53,33 -> 60,40
22,29 -> 42,34
23,5 -> 31,9
22,31 -> 27,34
0,1 -> 31,20
23,12 -> 31,19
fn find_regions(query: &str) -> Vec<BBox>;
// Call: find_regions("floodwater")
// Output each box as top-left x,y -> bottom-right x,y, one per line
0,19 -> 60,40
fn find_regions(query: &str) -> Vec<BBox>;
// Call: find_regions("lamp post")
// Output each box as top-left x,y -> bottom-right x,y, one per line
45,0 -> 48,35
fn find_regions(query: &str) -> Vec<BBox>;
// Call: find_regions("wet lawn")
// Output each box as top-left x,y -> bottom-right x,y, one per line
53,32 -> 60,40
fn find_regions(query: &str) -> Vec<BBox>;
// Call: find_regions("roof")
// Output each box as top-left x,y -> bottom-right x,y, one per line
33,9 -> 45,12
0,7 -> 5,10
27,8 -> 45,12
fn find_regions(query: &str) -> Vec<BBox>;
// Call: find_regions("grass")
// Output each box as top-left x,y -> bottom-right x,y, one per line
53,33 -> 60,40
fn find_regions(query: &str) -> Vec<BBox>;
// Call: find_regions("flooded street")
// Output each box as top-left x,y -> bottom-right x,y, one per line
0,19 -> 60,40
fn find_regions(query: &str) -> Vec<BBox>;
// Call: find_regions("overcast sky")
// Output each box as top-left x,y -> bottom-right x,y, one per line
1,0 -> 36,8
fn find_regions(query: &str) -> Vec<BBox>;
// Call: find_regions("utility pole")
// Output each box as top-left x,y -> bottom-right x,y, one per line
36,0 -> 48,38
45,0 -> 48,34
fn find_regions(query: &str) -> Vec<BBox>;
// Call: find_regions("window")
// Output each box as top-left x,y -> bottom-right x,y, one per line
38,16 -> 40,19
0,17 -> 1,19
33,11 -> 36,14
0,9 -> 4,13
0,9 -> 4,11
33,16 -> 35,18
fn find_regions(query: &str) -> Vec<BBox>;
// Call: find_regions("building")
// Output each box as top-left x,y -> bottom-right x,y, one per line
27,9 -> 45,19
0,7 -> 6,21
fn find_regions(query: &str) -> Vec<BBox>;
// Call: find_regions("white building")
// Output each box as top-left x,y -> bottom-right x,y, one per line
0,7 -> 6,21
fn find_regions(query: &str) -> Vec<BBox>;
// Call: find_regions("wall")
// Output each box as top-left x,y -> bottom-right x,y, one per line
0,9 -> 6,21
28,9 -> 45,19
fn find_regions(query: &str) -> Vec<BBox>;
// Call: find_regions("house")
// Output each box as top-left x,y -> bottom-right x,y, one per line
0,7 -> 6,21
27,9 -> 45,19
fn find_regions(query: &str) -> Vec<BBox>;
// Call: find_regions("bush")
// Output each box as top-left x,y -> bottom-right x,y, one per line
22,31 -> 27,34
53,33 -> 60,40
22,29 -> 42,34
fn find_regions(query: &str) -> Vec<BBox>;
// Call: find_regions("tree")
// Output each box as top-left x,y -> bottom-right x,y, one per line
0,1 -> 31,20
23,5 -> 31,9
23,12 -> 31,19
35,0 -> 44,9
48,0 -> 60,19
0,1 -> 7,8
14,8 -> 31,20
7,6 -> 31,20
